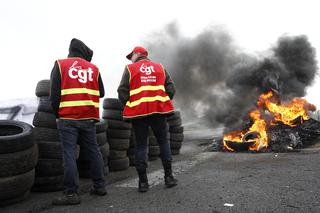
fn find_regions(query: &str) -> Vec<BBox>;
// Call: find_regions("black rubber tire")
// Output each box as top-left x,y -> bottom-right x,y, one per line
0,120 -> 34,154
170,133 -> 184,142
148,136 -> 158,146
148,145 -> 160,156
108,138 -> 130,150
170,141 -> 182,149
35,79 -> 50,97
109,157 -> 130,171
169,125 -> 184,133
103,98 -> 123,110
0,169 -> 34,201
167,118 -> 182,127
35,159 -> 63,177
102,109 -> 123,120
148,156 -> 159,161
171,149 -> 180,155
37,141 -> 62,159
33,112 -> 57,128
129,135 -> 136,148
32,175 -> 64,192
0,191 -> 30,207
108,150 -> 127,160
107,129 -> 131,139
106,119 -> 132,129
167,111 -> 181,121
33,127 -> 60,141
0,145 -> 38,177
95,120 -> 107,133
96,132 -> 107,146
37,96 -> 53,113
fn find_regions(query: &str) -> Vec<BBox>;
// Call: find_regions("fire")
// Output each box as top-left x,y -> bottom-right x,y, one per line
223,91 -> 316,152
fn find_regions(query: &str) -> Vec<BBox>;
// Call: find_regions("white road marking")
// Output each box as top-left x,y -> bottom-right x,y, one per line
116,152 -> 217,188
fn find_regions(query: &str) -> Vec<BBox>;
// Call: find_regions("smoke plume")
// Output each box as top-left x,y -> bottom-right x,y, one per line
143,23 -> 318,131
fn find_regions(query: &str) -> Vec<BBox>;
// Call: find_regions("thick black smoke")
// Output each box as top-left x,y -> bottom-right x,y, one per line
143,23 -> 318,131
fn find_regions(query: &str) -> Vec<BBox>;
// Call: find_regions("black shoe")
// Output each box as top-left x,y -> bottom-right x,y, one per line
52,193 -> 81,205
138,181 -> 149,192
165,175 -> 178,188
90,187 -> 107,196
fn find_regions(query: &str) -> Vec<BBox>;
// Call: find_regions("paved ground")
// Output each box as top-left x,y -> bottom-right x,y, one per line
1,128 -> 319,213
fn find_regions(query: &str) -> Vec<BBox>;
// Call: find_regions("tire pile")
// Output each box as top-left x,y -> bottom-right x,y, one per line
102,98 -> 131,171
33,79 -> 65,192
167,111 -> 184,155
0,120 -> 38,206
77,120 -> 110,178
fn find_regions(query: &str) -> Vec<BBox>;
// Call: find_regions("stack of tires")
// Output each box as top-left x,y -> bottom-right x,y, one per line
167,111 -> 184,155
102,98 -> 131,172
32,79 -> 64,192
148,128 -> 161,161
77,120 -> 110,178
0,120 -> 38,206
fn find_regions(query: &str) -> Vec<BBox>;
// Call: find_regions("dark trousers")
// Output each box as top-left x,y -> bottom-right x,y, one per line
57,119 -> 105,193
132,114 -> 172,173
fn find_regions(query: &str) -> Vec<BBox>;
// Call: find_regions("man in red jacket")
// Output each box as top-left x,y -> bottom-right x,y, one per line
50,38 -> 106,205
118,46 -> 178,192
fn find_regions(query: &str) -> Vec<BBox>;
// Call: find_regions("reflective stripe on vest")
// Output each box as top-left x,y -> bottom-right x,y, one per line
61,88 -> 100,96
59,100 -> 99,108
126,95 -> 170,108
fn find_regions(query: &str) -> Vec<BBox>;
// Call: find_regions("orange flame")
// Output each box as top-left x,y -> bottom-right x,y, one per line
223,91 -> 316,152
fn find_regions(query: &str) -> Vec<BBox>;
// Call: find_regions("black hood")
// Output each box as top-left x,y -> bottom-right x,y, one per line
68,38 -> 93,62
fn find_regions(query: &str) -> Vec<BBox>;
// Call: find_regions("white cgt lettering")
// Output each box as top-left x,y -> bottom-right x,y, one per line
68,61 -> 94,83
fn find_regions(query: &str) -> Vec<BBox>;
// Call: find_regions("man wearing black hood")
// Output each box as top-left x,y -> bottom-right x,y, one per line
50,38 -> 106,205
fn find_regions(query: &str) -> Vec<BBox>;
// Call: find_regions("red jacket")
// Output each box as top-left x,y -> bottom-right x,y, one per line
123,59 -> 174,119
57,57 -> 100,120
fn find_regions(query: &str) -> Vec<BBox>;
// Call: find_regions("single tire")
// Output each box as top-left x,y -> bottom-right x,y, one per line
37,96 -> 53,113
167,118 -> 182,127
170,141 -> 182,149
171,149 -> 180,155
170,133 -> 184,142
109,157 -> 130,171
0,120 -> 34,154
106,119 -> 132,130
32,175 -> 64,192
148,156 -> 159,161
0,191 -> 30,207
169,125 -> 184,133
103,98 -> 123,110
78,165 -> 109,178
0,145 -> 38,177
148,145 -> 160,156
108,150 -> 127,160
37,141 -> 62,159
35,159 -> 63,177
102,109 -> 123,120
33,112 -> 57,128
0,169 -> 34,201
167,111 -> 181,121
35,79 -> 50,97
33,127 -> 60,141
108,138 -> 130,150
148,136 -> 158,146
107,129 -> 131,139
95,120 -> 107,133
96,132 -> 107,146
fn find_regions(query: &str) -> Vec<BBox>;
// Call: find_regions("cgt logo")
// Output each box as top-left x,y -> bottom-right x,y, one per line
68,61 -> 93,83
139,63 -> 155,75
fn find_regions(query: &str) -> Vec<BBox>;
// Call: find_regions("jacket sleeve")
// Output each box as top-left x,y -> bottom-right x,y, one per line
117,67 -> 130,106
49,61 -> 61,118
98,73 -> 105,98
164,69 -> 176,99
